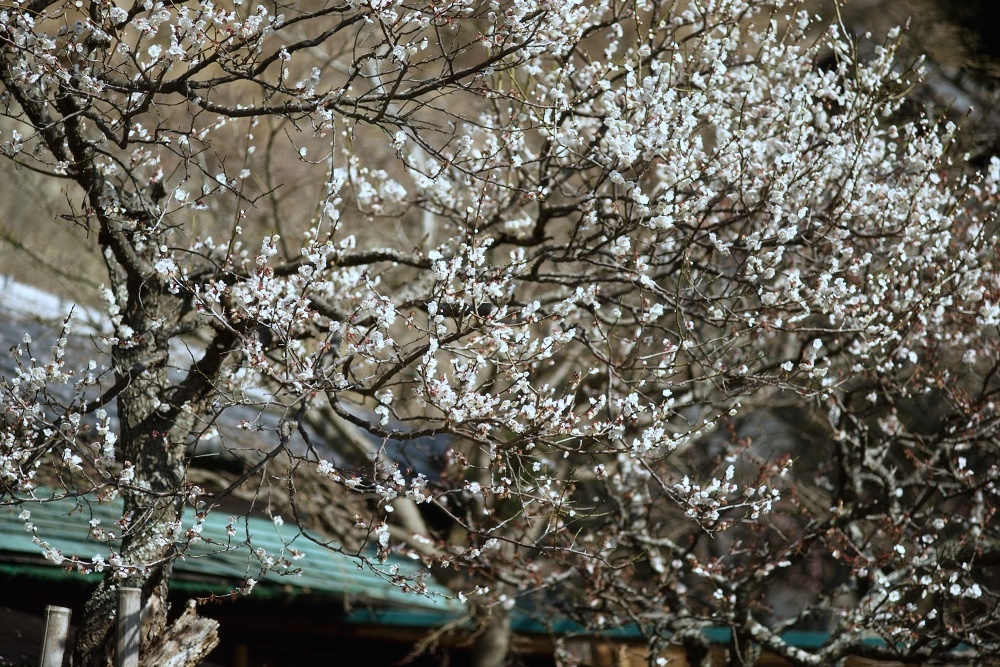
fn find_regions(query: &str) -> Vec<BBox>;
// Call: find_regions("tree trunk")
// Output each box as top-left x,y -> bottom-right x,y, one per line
72,272 -> 188,666
144,601 -> 220,667
471,605 -> 511,667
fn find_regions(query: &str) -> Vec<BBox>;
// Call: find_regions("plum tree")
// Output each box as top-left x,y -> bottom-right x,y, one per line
1,0 -> 998,665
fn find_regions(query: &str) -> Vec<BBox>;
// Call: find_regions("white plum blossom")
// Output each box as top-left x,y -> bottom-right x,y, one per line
0,0 -> 998,664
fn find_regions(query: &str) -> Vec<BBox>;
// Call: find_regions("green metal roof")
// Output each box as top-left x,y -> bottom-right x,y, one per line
0,494 -> 461,617
0,497 -> 895,650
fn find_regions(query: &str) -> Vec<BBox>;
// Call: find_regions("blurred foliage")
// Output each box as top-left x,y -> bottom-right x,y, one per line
936,0 -> 1000,63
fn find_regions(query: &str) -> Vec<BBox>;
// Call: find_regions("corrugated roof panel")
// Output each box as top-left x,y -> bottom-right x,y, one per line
0,495 -> 460,615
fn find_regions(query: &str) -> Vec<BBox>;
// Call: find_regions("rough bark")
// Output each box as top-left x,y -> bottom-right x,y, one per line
144,601 -> 220,667
72,245 -> 189,664
68,275 -> 228,665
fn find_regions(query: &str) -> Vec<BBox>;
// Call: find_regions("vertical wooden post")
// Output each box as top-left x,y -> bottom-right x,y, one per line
115,587 -> 142,667
39,605 -> 72,667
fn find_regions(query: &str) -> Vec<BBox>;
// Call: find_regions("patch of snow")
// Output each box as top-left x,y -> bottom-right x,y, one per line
0,275 -> 105,334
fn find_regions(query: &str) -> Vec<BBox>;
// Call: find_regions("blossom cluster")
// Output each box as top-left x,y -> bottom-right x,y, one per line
1,0 -> 998,662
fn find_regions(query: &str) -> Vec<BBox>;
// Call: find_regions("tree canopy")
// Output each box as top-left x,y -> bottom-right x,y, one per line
1,0 -> 998,665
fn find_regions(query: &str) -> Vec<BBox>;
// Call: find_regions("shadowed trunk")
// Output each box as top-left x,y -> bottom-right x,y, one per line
471,605 -> 511,667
